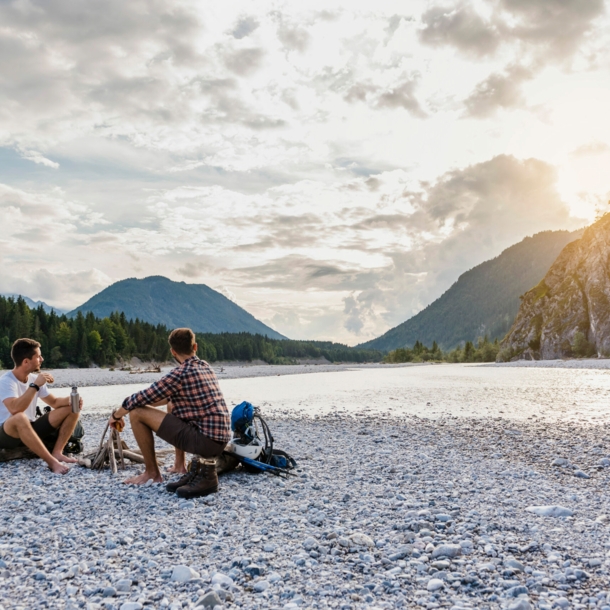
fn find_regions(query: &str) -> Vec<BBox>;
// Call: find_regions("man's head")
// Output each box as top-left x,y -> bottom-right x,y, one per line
168,328 -> 197,358
11,338 -> 43,371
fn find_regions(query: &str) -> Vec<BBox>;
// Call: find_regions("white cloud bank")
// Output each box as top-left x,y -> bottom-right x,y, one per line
0,0 -> 607,342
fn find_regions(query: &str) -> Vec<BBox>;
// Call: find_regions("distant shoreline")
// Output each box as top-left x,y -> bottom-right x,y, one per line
0,361 -> 427,388
486,357 -> 610,369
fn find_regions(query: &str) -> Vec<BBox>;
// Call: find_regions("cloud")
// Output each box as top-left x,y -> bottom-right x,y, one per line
0,268 -> 111,311
230,255 -> 380,292
570,141 -> 610,157
419,3 -> 500,58
463,64 -> 532,118
19,150 -> 60,169
501,0 -> 605,60
277,23 -> 311,53
231,16 -> 259,39
377,76 -> 427,118
419,0 -> 606,118
223,47 -> 265,76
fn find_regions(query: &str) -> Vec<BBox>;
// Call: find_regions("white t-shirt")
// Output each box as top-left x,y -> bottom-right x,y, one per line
0,371 -> 50,425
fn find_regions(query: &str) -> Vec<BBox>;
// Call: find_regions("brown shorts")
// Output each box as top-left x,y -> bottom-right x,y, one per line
0,412 -> 57,450
156,413 -> 226,458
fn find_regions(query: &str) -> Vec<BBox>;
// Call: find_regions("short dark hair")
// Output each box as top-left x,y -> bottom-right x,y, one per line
11,338 -> 41,366
168,328 -> 196,356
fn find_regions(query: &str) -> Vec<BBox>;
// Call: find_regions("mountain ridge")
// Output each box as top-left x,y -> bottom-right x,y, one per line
1,294 -> 66,314
359,229 -> 583,352
69,276 -> 286,339
500,215 -> 610,360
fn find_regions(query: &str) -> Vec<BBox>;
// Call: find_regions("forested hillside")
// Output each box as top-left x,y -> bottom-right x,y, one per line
359,229 -> 582,352
0,296 -> 381,368
70,276 -> 285,339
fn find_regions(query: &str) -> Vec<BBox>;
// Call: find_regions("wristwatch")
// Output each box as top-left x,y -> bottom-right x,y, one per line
29,382 -> 40,391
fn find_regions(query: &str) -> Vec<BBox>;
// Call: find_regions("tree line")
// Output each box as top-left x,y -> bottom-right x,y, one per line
0,296 -> 383,368
383,336 -> 500,364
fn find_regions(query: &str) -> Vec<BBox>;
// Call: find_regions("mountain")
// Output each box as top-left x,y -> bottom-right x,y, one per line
359,229 -> 583,352
500,215 -> 610,360
1,294 -> 66,314
69,276 -> 286,339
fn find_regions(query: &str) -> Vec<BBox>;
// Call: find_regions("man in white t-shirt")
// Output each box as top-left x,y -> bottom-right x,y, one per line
0,338 -> 83,475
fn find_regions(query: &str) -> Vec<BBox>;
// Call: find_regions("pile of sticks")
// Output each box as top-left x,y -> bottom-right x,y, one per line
86,423 -> 145,474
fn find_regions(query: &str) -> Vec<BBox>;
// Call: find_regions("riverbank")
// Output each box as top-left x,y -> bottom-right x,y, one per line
490,359 -> 610,370
1,412 -> 609,610
0,362 -> 424,389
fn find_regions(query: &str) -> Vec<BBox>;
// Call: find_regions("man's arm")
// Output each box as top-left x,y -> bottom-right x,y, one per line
109,371 -> 179,427
3,372 -> 52,416
40,394 -> 83,410
122,370 -> 180,411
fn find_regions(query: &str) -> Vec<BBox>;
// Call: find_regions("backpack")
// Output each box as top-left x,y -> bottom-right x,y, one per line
229,401 -> 297,474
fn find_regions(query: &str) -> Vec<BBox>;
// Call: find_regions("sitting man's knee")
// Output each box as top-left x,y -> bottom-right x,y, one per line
11,412 -> 30,426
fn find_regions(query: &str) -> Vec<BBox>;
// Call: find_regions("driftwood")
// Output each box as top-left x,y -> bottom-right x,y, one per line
83,424 -> 173,472
129,366 -> 161,374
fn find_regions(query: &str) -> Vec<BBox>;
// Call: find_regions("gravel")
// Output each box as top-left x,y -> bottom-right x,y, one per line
1,410 -> 610,609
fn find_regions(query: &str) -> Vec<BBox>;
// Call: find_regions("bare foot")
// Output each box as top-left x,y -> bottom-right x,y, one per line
53,452 -> 79,464
167,464 -> 187,474
123,471 -> 163,485
49,460 -> 70,475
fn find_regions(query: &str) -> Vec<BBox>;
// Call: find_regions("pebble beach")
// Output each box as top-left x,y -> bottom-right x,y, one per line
1,363 -> 610,610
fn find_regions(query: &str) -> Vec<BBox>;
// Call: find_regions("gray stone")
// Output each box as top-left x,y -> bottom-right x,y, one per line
211,573 -> 234,588
349,533 -> 374,547
525,505 -> 574,517
120,603 -> 143,610
427,578 -> 444,591
302,537 -> 317,551
505,558 -> 525,572
171,565 -> 199,582
115,578 -> 131,592
102,586 -> 116,597
432,544 -> 462,559
506,585 -> 528,597
253,579 -> 270,592
244,564 -> 263,577
195,591 -> 223,609
574,470 -> 590,479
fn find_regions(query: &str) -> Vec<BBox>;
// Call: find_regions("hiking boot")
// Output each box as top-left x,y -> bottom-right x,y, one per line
176,458 -> 218,499
166,458 -> 199,493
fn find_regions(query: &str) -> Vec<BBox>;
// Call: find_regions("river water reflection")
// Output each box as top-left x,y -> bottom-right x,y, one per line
72,363 -> 610,423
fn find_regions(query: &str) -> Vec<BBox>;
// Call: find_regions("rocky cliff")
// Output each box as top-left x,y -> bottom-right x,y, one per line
500,215 -> 610,360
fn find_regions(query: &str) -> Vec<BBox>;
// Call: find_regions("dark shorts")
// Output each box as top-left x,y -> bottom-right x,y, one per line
0,412 -> 57,450
156,413 -> 226,458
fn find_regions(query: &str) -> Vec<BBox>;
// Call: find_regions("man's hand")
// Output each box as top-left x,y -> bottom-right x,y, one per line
78,397 -> 83,411
109,409 -> 125,432
34,372 -> 54,387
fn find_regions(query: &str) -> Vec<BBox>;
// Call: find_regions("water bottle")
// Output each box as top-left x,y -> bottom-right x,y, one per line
70,387 -> 80,414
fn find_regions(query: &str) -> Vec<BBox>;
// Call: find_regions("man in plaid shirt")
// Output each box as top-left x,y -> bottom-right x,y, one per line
109,328 -> 231,498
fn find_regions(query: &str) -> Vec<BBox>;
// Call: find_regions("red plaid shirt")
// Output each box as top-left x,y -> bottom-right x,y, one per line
122,356 -> 231,443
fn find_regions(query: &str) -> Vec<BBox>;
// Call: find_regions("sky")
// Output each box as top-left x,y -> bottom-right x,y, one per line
1,0 -> 609,344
